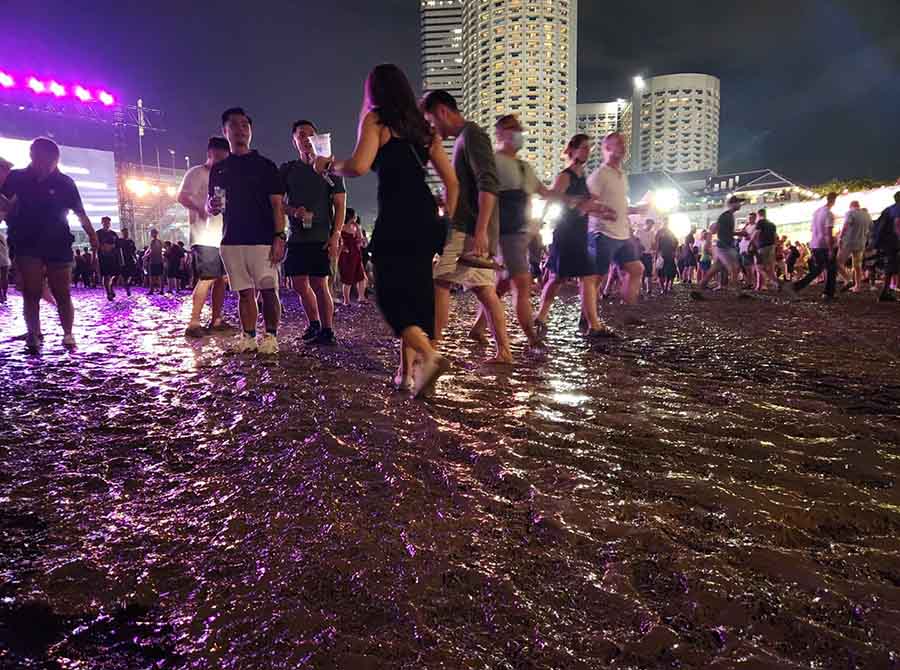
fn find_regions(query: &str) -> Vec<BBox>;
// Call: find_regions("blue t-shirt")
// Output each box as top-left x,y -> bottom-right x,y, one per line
208,151 -> 285,246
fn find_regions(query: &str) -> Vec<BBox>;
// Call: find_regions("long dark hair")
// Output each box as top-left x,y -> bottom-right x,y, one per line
564,133 -> 590,159
363,64 -> 433,150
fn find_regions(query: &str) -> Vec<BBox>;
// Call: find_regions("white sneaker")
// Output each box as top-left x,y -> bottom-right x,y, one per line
232,333 -> 258,353
62,333 -> 77,350
258,333 -> 279,355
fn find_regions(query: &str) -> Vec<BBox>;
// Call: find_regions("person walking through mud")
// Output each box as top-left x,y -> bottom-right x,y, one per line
0,137 -> 98,352
315,64 -> 458,397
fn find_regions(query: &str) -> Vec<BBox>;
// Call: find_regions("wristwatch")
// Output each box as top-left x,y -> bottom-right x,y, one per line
274,231 -> 287,241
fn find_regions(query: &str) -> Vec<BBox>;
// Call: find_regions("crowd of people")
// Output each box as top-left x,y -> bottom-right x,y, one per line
1,63 -> 899,398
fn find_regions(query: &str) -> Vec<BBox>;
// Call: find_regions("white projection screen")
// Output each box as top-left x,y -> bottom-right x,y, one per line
0,135 -> 120,230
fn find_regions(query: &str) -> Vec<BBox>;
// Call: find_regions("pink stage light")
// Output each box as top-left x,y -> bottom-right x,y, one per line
74,85 -> 92,102
98,90 -> 114,106
27,77 -> 46,94
0,72 -> 14,88
49,81 -> 66,97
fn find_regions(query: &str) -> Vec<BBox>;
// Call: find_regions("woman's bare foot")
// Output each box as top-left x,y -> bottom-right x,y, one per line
467,327 -> 488,344
485,352 -> 514,365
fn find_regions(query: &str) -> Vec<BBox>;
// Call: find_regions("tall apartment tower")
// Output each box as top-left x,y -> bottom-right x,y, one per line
575,100 -> 626,174
629,73 -> 720,174
420,0 -> 465,102
420,0 -> 465,194
460,0 -> 578,183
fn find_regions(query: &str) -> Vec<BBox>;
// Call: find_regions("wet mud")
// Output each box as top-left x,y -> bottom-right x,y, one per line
1,286 -> 899,669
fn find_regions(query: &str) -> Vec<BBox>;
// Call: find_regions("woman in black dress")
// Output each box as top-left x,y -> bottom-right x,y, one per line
534,134 -> 595,336
315,64 -> 459,398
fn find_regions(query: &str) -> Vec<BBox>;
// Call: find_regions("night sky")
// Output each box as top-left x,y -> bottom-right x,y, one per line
4,0 -> 899,220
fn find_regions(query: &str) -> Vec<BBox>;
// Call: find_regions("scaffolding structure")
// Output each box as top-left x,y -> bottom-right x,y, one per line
0,94 -> 166,245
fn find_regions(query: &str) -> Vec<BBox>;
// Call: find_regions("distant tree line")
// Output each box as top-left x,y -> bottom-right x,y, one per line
810,177 -> 897,195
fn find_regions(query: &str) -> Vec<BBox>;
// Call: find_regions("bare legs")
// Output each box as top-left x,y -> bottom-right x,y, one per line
291,275 -> 320,326
17,258 -> 74,344
237,287 -> 280,334
434,280 -> 512,363
310,276 -> 333,330
188,277 -> 227,329
471,273 -> 538,345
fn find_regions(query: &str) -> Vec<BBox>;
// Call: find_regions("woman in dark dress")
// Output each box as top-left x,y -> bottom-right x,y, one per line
315,64 -> 459,398
534,134 -> 595,336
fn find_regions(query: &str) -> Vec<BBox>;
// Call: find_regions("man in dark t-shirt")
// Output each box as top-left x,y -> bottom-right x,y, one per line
0,137 -> 98,351
96,216 -> 121,300
207,107 -> 286,355
280,119 -> 347,345
117,228 -> 137,295
692,195 -> 746,298
752,208 -> 779,291
166,241 -> 186,294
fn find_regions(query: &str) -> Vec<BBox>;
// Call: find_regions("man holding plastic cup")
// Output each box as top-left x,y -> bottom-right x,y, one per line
206,107 -> 286,355
279,120 -> 346,345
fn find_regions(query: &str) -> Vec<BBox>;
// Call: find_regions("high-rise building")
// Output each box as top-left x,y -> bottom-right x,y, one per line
420,0 -> 464,195
420,0 -> 464,101
628,73 -> 720,175
461,0 -> 578,183
575,100 -> 626,173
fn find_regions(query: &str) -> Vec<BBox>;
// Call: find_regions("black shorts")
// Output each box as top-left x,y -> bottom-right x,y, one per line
149,263 -> 164,277
12,241 -> 74,265
588,233 -> 639,276
284,242 -> 330,278
99,254 -> 120,277
640,253 -> 653,277
192,245 -> 225,280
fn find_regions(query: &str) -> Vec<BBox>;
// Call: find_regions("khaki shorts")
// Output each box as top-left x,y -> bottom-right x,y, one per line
756,245 -> 775,266
219,244 -> 279,293
838,248 -> 864,272
433,228 -> 495,289
713,246 -> 740,272
498,231 -> 532,278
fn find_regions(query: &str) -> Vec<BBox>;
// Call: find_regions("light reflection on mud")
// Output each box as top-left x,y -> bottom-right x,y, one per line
1,287 -> 899,668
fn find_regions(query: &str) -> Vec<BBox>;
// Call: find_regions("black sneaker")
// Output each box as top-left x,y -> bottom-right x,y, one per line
313,328 -> 337,346
587,327 -> 620,340
302,323 -> 321,341
690,290 -> 705,301
878,292 -> 896,302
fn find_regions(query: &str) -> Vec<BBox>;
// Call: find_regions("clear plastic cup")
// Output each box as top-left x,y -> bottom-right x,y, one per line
310,133 -> 332,157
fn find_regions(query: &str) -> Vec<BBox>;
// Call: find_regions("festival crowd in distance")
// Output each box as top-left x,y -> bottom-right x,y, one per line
1,64 -> 899,398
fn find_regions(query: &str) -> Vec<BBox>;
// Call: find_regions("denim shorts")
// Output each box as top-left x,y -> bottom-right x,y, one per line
588,232 -> 639,276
